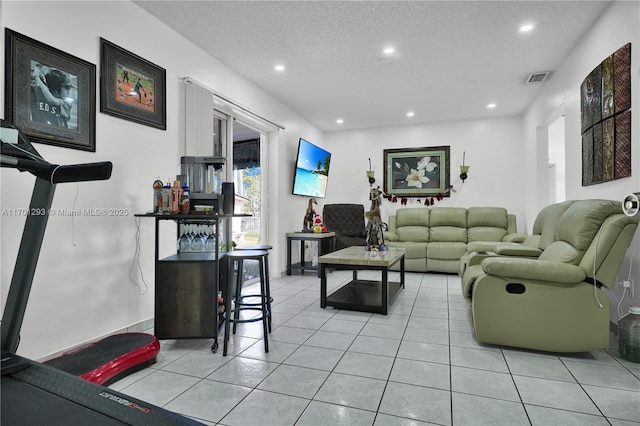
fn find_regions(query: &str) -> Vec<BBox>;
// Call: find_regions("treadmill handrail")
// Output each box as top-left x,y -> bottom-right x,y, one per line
1,153 -> 113,184
50,161 -> 113,184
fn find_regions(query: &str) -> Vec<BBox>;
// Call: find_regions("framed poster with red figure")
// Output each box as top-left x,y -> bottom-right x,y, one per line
100,38 -> 166,130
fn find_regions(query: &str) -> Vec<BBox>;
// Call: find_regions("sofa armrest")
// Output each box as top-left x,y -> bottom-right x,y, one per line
384,231 -> 399,242
465,251 -> 497,268
494,244 -> 542,257
481,258 -> 587,284
502,232 -> 526,243
507,214 -> 517,234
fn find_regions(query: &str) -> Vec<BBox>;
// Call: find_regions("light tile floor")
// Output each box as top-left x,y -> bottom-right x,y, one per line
109,271 -> 640,426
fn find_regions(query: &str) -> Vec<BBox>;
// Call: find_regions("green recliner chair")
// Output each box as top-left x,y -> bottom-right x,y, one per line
461,199 -> 639,353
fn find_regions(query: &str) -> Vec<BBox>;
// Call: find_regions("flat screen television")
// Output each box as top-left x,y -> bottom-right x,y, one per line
292,138 -> 331,198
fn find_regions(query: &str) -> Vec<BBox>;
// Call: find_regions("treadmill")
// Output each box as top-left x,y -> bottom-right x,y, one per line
0,120 -> 203,425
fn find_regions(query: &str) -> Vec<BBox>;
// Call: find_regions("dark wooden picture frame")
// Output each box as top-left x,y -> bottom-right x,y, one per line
580,43 -> 631,186
4,28 -> 96,152
100,38 -> 166,130
383,146 -> 451,197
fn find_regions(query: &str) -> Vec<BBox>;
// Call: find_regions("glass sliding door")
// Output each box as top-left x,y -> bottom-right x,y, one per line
231,120 -> 262,247
213,98 -> 275,252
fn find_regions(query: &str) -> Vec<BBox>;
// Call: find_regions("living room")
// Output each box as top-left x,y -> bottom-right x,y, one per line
1,1 -> 639,424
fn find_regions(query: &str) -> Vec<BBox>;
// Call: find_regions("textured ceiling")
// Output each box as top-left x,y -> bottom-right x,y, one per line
134,0 -> 611,132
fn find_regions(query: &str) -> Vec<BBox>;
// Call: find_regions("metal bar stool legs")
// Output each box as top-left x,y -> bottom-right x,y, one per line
223,250 -> 270,356
233,245 -> 273,333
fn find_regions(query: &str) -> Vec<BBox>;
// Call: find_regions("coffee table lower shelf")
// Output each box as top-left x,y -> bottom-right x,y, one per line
324,279 -> 403,314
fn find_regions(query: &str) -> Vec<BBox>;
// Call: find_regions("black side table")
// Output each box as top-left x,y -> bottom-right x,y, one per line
286,232 -> 336,278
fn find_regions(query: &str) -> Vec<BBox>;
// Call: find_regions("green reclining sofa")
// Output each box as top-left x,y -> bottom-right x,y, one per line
383,206 -> 523,273
461,199 -> 639,353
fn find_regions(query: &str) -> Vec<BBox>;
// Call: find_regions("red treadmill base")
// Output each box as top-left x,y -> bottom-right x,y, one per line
44,332 -> 160,386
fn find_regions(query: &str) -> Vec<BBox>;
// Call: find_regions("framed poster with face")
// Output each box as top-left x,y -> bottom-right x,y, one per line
4,29 -> 96,152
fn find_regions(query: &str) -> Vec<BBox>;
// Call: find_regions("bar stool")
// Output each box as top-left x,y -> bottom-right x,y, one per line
223,250 -> 270,356
232,245 -> 273,333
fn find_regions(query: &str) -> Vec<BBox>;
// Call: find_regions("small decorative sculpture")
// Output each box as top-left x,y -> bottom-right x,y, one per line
369,185 -> 382,211
365,206 -> 388,251
365,186 -> 388,251
303,197 -> 318,232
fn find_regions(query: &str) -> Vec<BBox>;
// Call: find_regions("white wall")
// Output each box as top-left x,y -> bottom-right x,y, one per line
522,1 -> 640,320
1,0 -> 324,359
324,116 -> 527,231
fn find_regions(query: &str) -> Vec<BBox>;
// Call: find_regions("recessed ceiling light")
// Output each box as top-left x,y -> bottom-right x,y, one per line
383,47 -> 395,55
336,118 -> 344,124
519,24 -> 534,32
274,64 -> 285,72
487,103 -> 497,109
406,111 -> 415,117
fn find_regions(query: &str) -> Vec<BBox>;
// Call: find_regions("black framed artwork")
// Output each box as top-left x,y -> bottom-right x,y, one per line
4,28 -> 96,152
383,146 -> 451,197
100,38 -> 166,130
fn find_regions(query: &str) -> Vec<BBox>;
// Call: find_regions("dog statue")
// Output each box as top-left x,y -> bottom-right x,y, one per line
303,197 -> 318,232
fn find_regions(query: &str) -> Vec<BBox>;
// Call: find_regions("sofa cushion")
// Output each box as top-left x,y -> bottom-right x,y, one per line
427,259 -> 460,274
537,200 -> 577,250
396,226 -> 429,242
468,227 -> 508,242
556,200 -> 620,251
428,242 -> 468,260
430,207 -> 467,242
467,207 -> 508,228
396,208 -> 430,227
430,207 -> 467,227
430,226 -> 467,242
387,241 -> 427,259
538,200 -> 621,265
467,207 -> 509,242
538,241 -> 582,264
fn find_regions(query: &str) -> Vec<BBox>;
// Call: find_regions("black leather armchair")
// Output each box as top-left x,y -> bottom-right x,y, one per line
322,204 -> 367,250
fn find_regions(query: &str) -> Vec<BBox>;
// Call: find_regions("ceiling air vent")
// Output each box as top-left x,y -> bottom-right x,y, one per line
525,72 -> 551,84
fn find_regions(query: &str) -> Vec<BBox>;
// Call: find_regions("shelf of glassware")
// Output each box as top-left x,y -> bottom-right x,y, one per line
134,213 -> 236,259
172,218 -> 229,260
134,213 -> 238,346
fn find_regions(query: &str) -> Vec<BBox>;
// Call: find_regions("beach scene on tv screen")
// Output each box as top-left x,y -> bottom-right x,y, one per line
293,140 -> 331,197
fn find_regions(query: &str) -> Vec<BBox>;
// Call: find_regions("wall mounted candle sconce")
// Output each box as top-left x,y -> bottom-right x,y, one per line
366,158 -> 375,184
460,152 -> 470,182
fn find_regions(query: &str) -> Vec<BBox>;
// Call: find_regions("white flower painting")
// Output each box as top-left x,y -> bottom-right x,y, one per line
384,147 -> 450,196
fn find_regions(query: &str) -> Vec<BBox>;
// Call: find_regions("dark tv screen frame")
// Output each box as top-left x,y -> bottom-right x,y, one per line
292,138 -> 331,198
